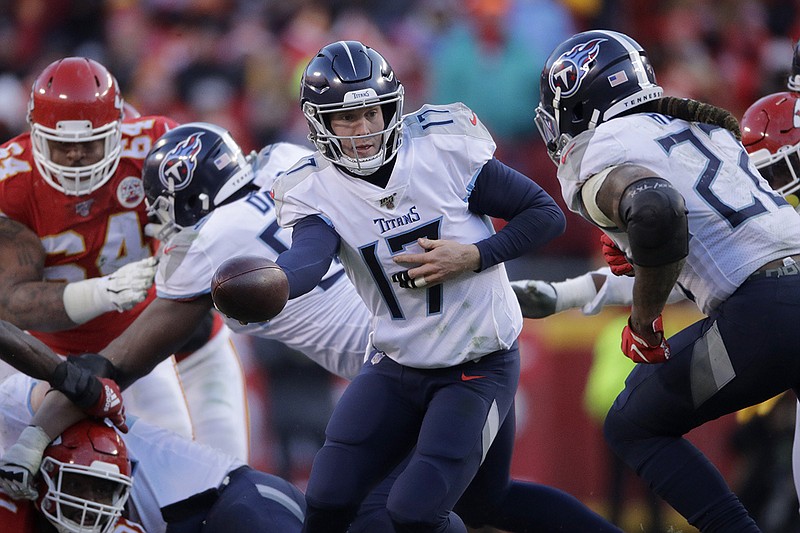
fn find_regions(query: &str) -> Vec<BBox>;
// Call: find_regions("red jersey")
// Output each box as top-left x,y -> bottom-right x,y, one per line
0,116 -> 177,354
0,491 -> 145,532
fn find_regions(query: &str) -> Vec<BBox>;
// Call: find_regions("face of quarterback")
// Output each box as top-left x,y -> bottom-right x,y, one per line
329,105 -> 385,159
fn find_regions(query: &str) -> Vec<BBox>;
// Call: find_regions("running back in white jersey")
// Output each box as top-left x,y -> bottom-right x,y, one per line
155,142 -> 369,379
558,113 -> 800,314
273,103 -> 522,368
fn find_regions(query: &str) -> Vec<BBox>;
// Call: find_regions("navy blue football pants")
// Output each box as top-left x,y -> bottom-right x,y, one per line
605,274 -> 800,532
350,404 -> 622,533
166,466 -> 306,532
302,344 -> 520,533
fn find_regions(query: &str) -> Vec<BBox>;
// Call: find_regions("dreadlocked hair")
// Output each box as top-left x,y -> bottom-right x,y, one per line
639,97 -> 741,140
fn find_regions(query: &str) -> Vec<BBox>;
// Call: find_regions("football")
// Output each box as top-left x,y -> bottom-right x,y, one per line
211,255 -> 289,323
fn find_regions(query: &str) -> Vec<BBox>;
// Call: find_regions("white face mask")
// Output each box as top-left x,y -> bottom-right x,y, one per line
30,119 -> 122,196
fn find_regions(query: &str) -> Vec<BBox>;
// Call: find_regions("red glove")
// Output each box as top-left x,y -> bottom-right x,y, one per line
621,315 -> 671,364
83,378 -> 128,433
600,233 -> 634,276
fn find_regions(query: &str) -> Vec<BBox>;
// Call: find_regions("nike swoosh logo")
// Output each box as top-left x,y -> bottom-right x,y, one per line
461,372 -> 486,381
469,112 -> 477,126
163,245 -> 177,254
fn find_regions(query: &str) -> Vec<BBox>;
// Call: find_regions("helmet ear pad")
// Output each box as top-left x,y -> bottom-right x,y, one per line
180,189 -> 212,226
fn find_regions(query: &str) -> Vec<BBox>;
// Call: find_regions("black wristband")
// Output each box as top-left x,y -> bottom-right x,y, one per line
51,360 -> 101,409
68,353 -> 119,381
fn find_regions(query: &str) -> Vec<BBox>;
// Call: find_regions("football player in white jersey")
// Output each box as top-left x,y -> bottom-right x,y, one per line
0,120 -> 621,531
267,40 -> 572,533
23,122 -> 367,466
0,373 -> 306,533
519,44 -> 800,525
534,29 -> 800,532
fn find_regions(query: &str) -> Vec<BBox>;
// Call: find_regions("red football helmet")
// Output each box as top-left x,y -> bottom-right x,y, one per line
27,57 -> 124,196
38,419 -> 132,533
741,91 -> 800,204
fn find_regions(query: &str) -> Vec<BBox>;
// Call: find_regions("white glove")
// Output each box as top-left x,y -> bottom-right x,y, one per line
511,273 -> 599,319
144,222 -> 164,238
0,426 -> 51,500
511,280 -> 558,318
63,256 -> 157,325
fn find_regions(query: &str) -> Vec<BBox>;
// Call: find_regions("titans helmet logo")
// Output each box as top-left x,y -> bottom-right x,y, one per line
158,132 -> 205,192
549,38 -> 606,98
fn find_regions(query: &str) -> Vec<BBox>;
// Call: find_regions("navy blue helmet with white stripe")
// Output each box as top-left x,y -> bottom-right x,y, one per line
535,30 -> 662,163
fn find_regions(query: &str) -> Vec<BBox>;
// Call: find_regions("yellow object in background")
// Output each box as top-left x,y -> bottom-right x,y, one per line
735,393 -> 785,424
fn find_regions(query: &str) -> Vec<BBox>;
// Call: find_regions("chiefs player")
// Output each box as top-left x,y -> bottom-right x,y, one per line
0,58 -> 249,461
0,419 -> 143,533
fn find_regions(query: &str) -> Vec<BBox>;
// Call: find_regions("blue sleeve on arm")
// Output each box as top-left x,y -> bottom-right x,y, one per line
468,158 -> 566,271
275,215 -> 340,298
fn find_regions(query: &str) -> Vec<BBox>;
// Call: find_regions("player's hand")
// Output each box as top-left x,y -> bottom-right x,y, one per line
103,257 -> 158,311
83,378 -> 128,433
0,426 -> 51,500
600,233 -> 634,277
510,280 -> 557,318
51,362 -> 128,432
621,315 -> 671,364
144,222 -> 164,238
392,238 -> 480,288
63,257 -> 158,324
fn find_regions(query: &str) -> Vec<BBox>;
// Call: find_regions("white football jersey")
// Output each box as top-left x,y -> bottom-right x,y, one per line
154,142 -> 369,380
0,374 -> 239,533
559,114 -> 800,314
273,103 -> 522,368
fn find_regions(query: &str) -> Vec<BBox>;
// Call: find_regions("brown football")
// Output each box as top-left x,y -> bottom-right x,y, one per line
211,255 -> 289,323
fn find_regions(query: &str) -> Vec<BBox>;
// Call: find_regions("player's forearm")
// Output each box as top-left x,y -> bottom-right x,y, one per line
30,387 -> 85,440
0,320 -> 63,380
102,296 -> 213,388
630,260 -> 684,333
0,280 -> 77,331
0,218 -> 77,330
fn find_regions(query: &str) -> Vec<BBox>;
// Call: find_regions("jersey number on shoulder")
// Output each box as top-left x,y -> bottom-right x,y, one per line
246,191 -> 291,255
360,220 -> 442,319
656,126 -> 783,228
0,142 -> 32,181
120,119 -> 157,159
41,212 -> 149,281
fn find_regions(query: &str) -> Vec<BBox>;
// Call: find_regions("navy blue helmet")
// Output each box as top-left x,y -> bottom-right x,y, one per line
142,122 -> 254,240
300,40 -> 404,175
789,39 -> 800,91
535,30 -> 662,163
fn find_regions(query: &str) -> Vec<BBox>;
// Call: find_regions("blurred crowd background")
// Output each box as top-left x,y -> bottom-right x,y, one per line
4,0 -> 800,531
1,0 -> 798,271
